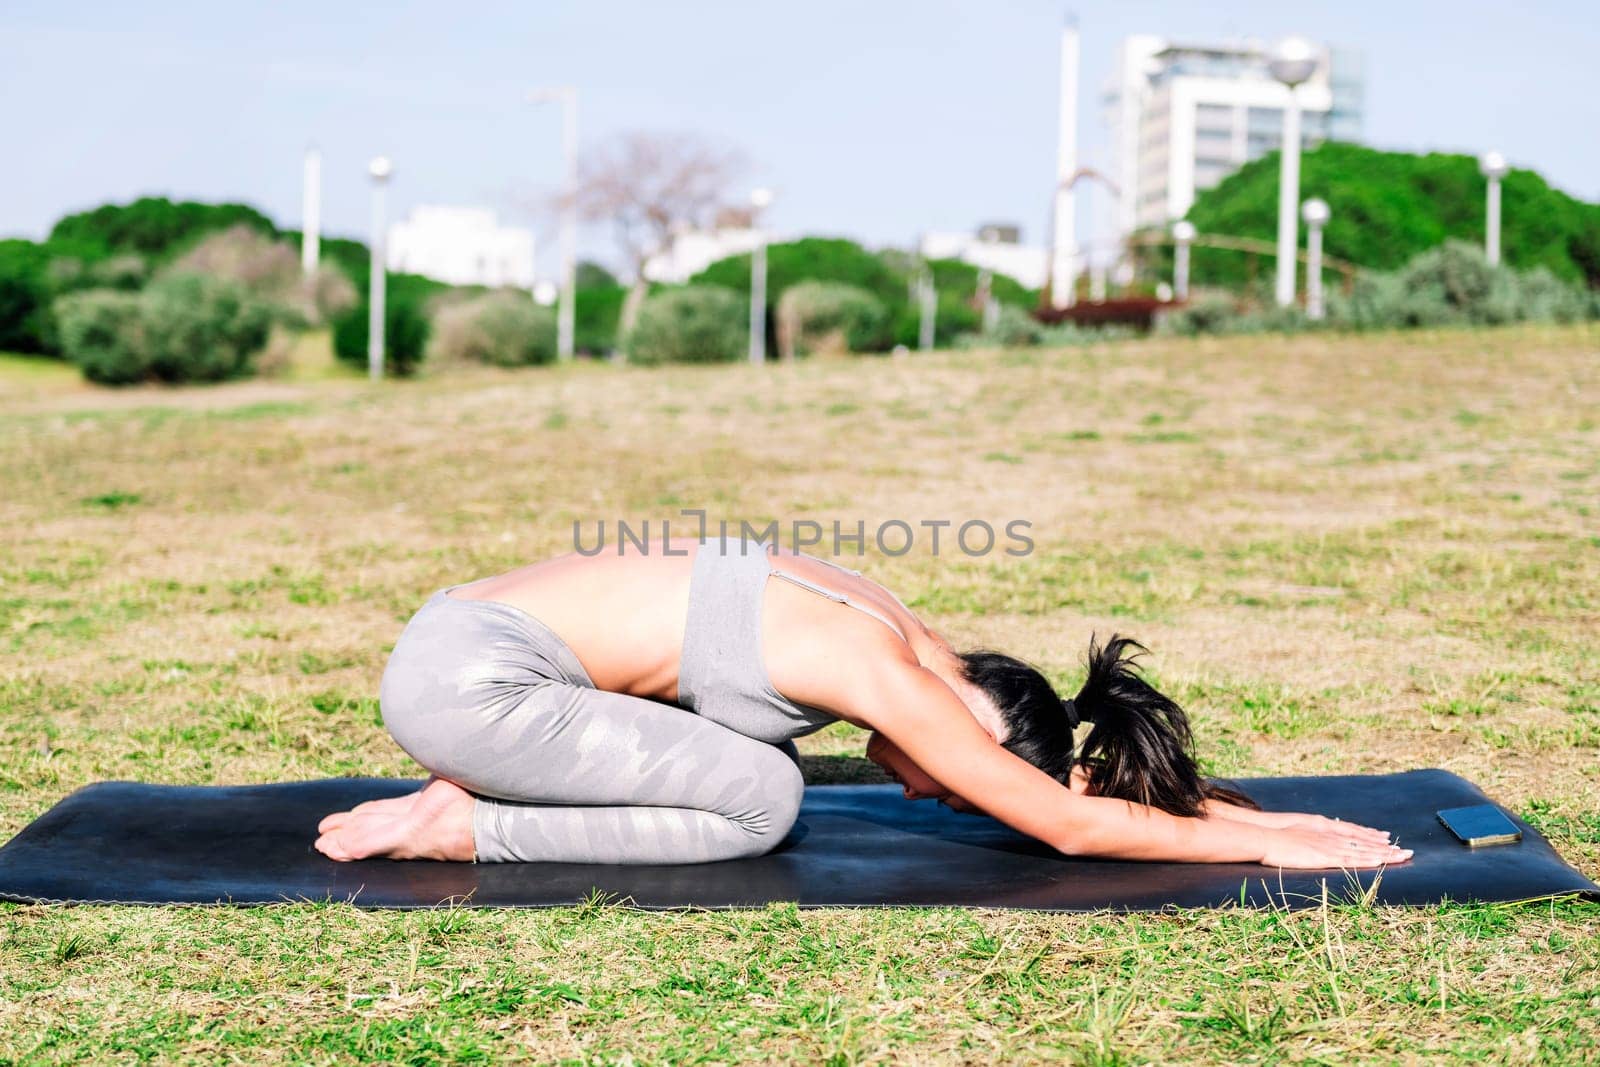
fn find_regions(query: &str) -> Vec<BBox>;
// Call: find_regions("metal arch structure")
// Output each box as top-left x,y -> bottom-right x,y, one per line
1044,167 -> 1123,308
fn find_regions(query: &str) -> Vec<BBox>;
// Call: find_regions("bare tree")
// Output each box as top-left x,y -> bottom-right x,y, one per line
571,131 -> 746,335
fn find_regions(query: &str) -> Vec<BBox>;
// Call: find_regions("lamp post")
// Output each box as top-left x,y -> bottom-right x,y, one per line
1268,36 -> 1318,307
1301,198 -> 1330,320
1172,220 -> 1196,301
529,87 -> 579,360
917,262 -> 936,351
367,155 -> 392,381
1480,150 -> 1508,267
301,146 -> 321,277
748,187 -> 773,364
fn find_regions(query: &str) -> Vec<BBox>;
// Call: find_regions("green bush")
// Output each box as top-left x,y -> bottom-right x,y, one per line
1326,240 -> 1593,329
53,290 -> 148,383
139,274 -> 274,381
333,287 -> 431,378
980,304 -> 1045,346
163,224 -> 352,326
49,197 -> 277,263
926,258 -> 1039,309
576,261 -> 619,288
429,292 -> 557,367
576,284 -> 627,355
1170,143 -> 1600,289
53,275 -> 272,385
775,281 -> 892,357
892,291 -> 982,348
689,238 -> 905,306
0,240 -> 55,353
626,286 -> 745,365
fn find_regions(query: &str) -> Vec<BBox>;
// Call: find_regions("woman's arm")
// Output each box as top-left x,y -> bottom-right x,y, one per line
849,660 -> 1408,868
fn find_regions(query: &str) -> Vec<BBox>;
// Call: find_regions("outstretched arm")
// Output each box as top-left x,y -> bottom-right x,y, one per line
852,660 -> 1409,868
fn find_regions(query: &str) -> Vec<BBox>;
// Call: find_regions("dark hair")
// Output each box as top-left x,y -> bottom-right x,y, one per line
957,634 -> 1257,818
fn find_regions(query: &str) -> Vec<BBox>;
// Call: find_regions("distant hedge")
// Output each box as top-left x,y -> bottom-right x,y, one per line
1169,143 -> 1600,289
49,197 -> 278,263
689,238 -> 907,307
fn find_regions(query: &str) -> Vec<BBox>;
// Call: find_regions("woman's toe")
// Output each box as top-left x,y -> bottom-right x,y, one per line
317,811 -> 352,834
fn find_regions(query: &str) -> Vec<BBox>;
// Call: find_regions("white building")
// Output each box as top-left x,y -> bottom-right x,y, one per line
1104,36 -> 1364,237
921,224 -> 1049,290
387,206 -> 536,289
642,227 -> 772,284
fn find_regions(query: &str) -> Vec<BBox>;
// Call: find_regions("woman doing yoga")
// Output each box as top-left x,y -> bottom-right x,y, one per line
315,536 -> 1411,869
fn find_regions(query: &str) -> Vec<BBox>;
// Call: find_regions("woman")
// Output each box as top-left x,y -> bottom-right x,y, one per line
315,536 -> 1410,869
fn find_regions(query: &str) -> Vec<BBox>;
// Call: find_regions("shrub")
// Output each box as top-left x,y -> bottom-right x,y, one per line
1515,266 -> 1591,324
429,292 -> 557,367
689,238 -> 905,306
576,284 -> 627,355
333,287 -> 431,377
0,240 -> 54,353
981,304 -> 1045,346
1154,294 -> 1243,336
626,286 -> 745,365
49,197 -> 277,262
1175,143 -> 1600,288
775,281 -> 892,358
54,275 -> 272,384
1326,241 -> 1594,329
139,274 -> 274,382
926,258 -> 1039,309
165,224 -> 355,326
892,291 -> 983,348
54,290 -> 148,383
305,264 -> 359,323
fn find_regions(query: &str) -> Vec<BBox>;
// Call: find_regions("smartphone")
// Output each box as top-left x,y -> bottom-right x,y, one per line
1437,804 -> 1523,848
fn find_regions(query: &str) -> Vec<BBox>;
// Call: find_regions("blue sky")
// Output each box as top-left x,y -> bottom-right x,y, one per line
4,1 -> 1596,277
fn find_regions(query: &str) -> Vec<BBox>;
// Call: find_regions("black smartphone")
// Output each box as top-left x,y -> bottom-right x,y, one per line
1437,804 -> 1523,848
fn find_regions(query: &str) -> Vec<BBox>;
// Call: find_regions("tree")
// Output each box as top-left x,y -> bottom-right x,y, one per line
571,131 -> 745,337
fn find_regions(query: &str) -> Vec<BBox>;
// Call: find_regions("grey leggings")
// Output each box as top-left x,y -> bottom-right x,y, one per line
378,589 -> 805,864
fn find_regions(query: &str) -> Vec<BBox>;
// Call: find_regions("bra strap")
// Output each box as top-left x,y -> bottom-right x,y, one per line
768,568 -> 908,642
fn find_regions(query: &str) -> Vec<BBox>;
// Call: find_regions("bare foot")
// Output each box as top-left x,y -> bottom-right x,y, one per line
314,777 -> 476,862
316,776 -> 439,835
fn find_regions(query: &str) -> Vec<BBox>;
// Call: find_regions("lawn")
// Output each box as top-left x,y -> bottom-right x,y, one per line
1,325 -> 1597,1063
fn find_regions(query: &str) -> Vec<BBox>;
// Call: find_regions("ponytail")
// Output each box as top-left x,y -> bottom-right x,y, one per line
958,638 -> 1257,819
1070,634 -> 1258,817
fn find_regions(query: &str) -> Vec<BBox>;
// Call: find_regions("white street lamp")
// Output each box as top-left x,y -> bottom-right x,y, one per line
301,146 -> 321,277
917,262 -> 936,351
367,155 -> 392,381
1301,198 -> 1330,321
1480,150 -> 1509,267
1269,36 -> 1318,308
529,87 -> 579,360
1171,219 -> 1196,301
748,187 -> 774,364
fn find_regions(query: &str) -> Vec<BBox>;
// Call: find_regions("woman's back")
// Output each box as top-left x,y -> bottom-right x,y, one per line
447,536 -> 931,719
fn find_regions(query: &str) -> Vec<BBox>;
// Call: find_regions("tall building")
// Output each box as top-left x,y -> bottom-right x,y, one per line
1104,36 -> 1364,238
387,206 -> 536,289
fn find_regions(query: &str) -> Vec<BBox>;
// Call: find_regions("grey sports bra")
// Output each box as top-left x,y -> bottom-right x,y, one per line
675,539 -> 909,744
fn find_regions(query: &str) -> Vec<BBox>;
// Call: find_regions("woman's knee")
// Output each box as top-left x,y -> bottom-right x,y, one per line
732,746 -> 805,856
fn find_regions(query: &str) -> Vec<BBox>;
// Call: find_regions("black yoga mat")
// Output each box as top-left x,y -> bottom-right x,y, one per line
0,769 -> 1594,911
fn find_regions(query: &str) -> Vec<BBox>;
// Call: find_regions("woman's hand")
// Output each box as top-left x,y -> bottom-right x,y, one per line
1258,824 -> 1413,869
1273,812 -> 1392,844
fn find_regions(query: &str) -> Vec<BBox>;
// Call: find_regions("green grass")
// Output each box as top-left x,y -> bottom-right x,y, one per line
1,324 -> 1597,1062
